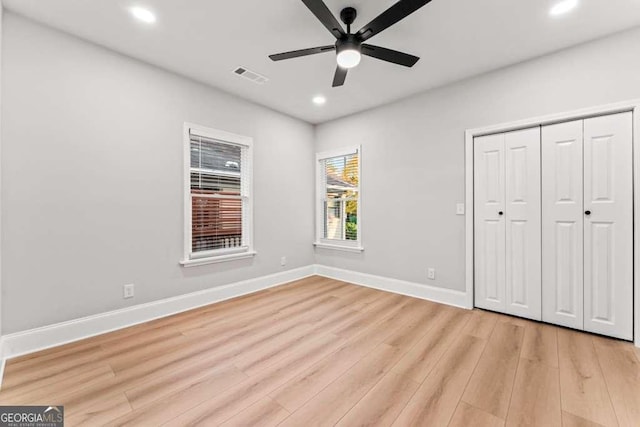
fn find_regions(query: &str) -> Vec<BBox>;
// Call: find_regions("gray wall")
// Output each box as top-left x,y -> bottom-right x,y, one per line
0,4 -> 3,339
1,13 -> 315,334
4,11 -> 640,335
314,26 -> 640,292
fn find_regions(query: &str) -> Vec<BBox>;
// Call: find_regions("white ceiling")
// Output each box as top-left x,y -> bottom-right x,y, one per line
5,0 -> 640,123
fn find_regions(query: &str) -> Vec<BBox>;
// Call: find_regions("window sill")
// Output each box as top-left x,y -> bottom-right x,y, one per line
313,242 -> 364,253
180,251 -> 257,267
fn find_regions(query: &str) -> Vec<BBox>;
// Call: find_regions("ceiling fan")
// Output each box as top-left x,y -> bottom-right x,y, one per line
269,0 -> 433,87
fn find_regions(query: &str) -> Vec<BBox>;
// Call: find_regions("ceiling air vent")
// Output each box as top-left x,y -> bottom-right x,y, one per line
233,67 -> 269,84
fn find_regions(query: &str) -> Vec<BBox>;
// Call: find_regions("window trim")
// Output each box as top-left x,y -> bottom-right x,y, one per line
181,123 -> 255,267
314,145 -> 363,252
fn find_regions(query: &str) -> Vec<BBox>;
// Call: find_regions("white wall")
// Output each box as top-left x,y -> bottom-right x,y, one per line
314,26 -> 640,292
1,13 -> 315,334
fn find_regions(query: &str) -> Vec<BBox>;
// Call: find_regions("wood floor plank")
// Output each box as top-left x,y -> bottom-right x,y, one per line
506,358 -> 561,427
449,402 -> 505,427
124,361 -> 246,410
65,392 -> 132,426
520,322 -> 559,368
336,371 -> 420,427
107,366 -> 248,426
1,346 -> 108,390
392,307 -> 471,382
0,363 -> 114,405
593,336 -> 640,427
269,317 -> 398,413
331,293 -> 408,338
462,310 -> 500,340
392,334 -> 487,427
562,411 -> 606,427
462,321 -> 524,419
557,329 -> 618,427
279,343 -> 404,427
161,333 -> 347,426
219,397 -> 290,427
270,294 -> 436,414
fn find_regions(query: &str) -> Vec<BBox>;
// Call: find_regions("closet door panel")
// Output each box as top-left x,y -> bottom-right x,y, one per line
474,133 -> 506,312
505,127 -> 541,320
583,112 -> 633,340
542,120 -> 584,330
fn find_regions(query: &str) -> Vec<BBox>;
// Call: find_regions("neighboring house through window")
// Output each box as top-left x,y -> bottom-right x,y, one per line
181,123 -> 255,266
315,146 -> 363,252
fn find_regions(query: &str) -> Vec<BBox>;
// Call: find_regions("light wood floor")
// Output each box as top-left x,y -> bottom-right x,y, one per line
1,276 -> 639,426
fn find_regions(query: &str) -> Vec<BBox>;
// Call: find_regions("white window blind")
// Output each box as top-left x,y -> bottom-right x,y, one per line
185,125 -> 253,263
316,147 -> 361,249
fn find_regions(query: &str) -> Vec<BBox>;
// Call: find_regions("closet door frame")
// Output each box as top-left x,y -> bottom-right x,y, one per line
465,99 -> 640,347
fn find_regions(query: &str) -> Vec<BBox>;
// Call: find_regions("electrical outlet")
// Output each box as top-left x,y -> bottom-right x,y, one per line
427,268 -> 436,280
123,284 -> 135,299
280,256 -> 287,266
456,203 -> 465,215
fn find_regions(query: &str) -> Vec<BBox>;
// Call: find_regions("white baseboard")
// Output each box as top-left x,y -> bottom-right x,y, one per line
1,265 -> 315,362
314,265 -> 470,309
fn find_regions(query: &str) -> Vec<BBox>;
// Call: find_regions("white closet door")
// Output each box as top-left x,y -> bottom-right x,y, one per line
583,112 -> 633,340
474,133 -> 506,312
504,128 -> 541,320
542,120 -> 584,330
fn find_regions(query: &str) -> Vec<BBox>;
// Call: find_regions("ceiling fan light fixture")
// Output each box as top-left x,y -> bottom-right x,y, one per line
336,49 -> 361,69
336,37 -> 362,69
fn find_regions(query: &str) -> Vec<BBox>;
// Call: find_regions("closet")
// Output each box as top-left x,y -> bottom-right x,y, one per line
474,112 -> 633,340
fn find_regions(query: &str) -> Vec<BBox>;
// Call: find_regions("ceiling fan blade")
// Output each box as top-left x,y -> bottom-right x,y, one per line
332,66 -> 348,87
269,45 -> 335,61
301,0 -> 346,38
361,44 -> 419,67
356,0 -> 433,42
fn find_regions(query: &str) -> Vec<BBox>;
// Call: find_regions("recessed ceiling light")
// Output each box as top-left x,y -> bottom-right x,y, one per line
312,95 -> 327,106
550,0 -> 578,16
130,6 -> 156,24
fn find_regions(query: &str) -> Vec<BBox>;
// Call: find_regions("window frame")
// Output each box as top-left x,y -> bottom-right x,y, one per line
180,123 -> 255,267
314,145 -> 364,253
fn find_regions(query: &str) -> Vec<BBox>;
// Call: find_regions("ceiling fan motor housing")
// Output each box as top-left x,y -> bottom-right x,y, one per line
336,34 -> 361,55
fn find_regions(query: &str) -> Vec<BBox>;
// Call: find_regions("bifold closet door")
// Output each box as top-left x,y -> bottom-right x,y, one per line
504,128 -> 541,320
542,120 -> 585,330
475,128 -> 541,320
542,112 -> 633,339
583,112 -> 633,340
474,133 -> 506,313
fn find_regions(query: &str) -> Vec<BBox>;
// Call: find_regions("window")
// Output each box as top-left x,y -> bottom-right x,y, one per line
181,124 -> 254,266
315,146 -> 363,252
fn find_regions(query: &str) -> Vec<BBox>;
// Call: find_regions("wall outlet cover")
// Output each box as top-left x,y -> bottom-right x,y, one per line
427,268 -> 436,280
123,284 -> 135,299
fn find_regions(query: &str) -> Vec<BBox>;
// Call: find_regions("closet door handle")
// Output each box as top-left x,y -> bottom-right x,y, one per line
498,211 -> 504,216
585,210 -> 592,216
